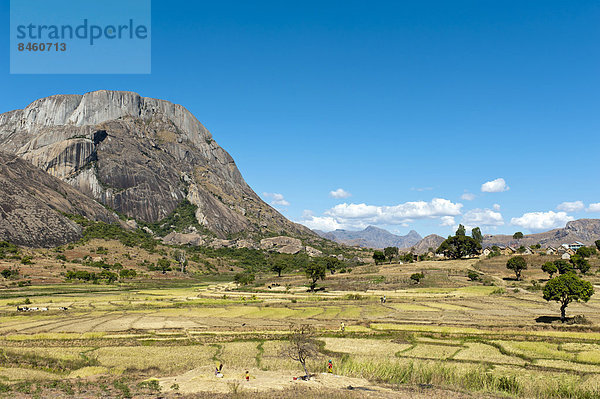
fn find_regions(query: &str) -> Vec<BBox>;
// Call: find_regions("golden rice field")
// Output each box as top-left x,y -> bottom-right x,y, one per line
0,256 -> 600,398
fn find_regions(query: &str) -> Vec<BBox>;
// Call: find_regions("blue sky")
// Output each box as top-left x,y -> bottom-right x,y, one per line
1,0 -> 599,237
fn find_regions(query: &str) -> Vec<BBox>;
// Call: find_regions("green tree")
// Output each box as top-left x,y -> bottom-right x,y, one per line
383,246 -> 399,263
595,240 -> 600,251
570,254 -> 591,274
506,256 -> 527,280
269,254 -> 288,277
543,273 -> 594,322
471,227 -> 483,244
456,224 -> 466,236
554,260 -> 574,275
541,262 -> 558,278
436,235 -> 482,259
157,258 -> 171,274
324,257 -> 342,275
513,232 -> 524,240
305,261 -> 326,291
234,272 -> 255,285
576,246 -> 596,258
402,253 -> 415,263
410,272 -> 424,284
372,251 -> 385,265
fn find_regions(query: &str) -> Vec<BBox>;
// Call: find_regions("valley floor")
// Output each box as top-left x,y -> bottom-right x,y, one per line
1,256 -> 600,398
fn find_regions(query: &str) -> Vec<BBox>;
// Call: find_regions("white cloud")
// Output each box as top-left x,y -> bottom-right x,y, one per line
586,203 -> 600,213
440,216 -> 455,226
493,203 -> 501,211
298,198 -> 463,231
462,208 -> 504,227
329,188 -> 352,199
510,211 -> 574,232
461,192 -> 476,201
262,192 -> 290,207
557,201 -> 585,212
411,187 -> 433,192
301,214 -> 343,231
481,178 -> 509,193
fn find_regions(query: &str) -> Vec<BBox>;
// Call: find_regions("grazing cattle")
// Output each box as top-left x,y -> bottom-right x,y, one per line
40,307 -> 48,311
29,307 -> 39,311
59,307 -> 68,311
17,306 -> 28,312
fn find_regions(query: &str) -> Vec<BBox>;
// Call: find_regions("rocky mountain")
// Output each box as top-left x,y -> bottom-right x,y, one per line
314,226 -> 422,249
483,219 -> 600,248
0,90 -> 313,240
403,234 -> 446,254
0,152 -> 119,247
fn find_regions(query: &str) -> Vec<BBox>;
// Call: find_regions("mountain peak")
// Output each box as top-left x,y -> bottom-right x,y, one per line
0,91 -> 313,241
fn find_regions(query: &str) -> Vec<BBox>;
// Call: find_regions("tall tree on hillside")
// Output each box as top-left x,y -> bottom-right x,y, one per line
554,259 -> 574,275
513,232 -> 524,240
570,254 -> 591,274
456,224 -> 466,236
436,235 -> 481,259
384,246 -> 399,263
269,254 -> 288,277
576,247 -> 596,258
471,227 -> 483,244
324,257 -> 343,275
372,251 -> 385,265
541,262 -> 558,278
595,240 -> 600,251
506,256 -> 527,280
543,273 -> 594,322
305,260 -> 326,291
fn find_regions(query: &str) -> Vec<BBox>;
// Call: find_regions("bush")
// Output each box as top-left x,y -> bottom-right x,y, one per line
410,273 -> 425,284
119,269 -> 137,279
1,268 -> 19,280
20,256 -> 33,265
234,272 -> 255,285
467,271 -> 480,281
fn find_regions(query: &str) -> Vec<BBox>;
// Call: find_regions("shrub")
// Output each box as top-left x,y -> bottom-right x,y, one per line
410,273 -> 425,284
234,272 -> 255,285
467,271 -> 480,281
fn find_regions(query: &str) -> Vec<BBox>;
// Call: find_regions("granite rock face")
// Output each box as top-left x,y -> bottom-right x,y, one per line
0,152 -> 119,247
0,91 -> 313,239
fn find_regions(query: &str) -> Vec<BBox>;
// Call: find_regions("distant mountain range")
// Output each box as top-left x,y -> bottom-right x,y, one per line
314,226 -> 422,249
314,218 -> 600,254
483,219 -> 600,248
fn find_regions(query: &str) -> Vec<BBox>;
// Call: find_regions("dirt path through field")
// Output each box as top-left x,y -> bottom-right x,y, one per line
159,367 -> 394,395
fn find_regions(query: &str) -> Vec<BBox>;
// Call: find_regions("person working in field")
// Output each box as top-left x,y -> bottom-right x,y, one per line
215,362 -> 223,378
245,370 -> 250,381
340,322 -> 345,332
328,359 -> 333,373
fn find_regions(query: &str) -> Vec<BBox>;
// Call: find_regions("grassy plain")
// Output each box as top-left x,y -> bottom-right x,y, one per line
1,245 -> 600,398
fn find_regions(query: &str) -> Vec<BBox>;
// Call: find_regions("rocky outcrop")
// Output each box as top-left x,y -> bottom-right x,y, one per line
0,91 -> 314,239
0,152 -> 119,247
161,232 -> 206,247
260,236 -> 304,254
304,246 -> 323,257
